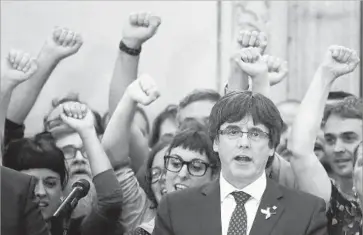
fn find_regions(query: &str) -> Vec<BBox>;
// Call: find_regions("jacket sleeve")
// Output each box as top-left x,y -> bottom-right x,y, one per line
306,198 -> 328,235
152,194 -> 174,235
23,176 -> 51,235
80,169 -> 123,235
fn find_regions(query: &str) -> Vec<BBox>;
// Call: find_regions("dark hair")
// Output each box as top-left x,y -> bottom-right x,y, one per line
149,105 -> 178,148
323,96 -> 363,125
353,141 -> 362,166
327,91 -> 354,101
144,135 -> 173,208
165,128 -> 220,176
43,93 -> 104,135
209,91 -> 283,168
3,132 -> 68,188
135,106 -> 150,135
178,89 -> 221,109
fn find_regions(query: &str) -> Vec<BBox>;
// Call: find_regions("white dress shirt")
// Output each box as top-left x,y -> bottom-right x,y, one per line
220,172 -> 267,235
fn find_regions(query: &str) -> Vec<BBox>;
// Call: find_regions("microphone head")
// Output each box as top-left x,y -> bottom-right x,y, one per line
72,179 -> 90,198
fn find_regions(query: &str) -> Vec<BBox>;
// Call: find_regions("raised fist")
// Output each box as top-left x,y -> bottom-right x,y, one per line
42,27 -> 83,60
262,55 -> 288,86
237,30 -> 268,54
126,74 -> 160,105
235,47 -> 267,77
59,101 -> 95,134
320,45 -> 360,79
1,50 -> 37,87
122,12 -> 161,49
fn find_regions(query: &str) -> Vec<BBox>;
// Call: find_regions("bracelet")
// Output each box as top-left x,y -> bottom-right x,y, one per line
224,84 -> 250,95
119,40 -> 141,56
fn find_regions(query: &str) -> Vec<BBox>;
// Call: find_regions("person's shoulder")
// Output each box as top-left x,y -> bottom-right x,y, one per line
163,182 -> 212,205
1,166 -> 32,184
273,180 -> 325,206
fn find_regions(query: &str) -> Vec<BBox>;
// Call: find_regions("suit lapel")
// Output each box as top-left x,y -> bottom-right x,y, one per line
198,179 -> 222,235
249,179 -> 285,235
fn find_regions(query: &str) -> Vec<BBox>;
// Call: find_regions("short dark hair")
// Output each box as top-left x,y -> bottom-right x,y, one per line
323,96 -> 363,124
149,104 -> 178,148
166,128 -> 220,176
178,89 -> 221,109
44,93 -> 104,136
144,135 -> 173,208
209,91 -> 283,168
3,132 -> 68,188
327,91 -> 354,101
135,106 -> 150,135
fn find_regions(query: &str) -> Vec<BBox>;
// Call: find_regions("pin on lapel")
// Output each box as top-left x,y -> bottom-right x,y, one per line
261,206 -> 277,219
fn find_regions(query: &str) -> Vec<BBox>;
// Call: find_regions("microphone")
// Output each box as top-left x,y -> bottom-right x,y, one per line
53,179 -> 90,218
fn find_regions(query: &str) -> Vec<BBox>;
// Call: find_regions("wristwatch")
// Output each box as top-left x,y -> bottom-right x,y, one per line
119,40 -> 142,56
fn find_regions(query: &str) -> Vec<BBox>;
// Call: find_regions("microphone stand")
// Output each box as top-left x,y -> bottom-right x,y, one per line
61,200 -> 78,235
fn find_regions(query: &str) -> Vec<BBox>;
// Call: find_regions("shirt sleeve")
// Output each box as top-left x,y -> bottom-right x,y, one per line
115,166 -> 155,233
326,181 -> 362,235
4,118 -> 25,147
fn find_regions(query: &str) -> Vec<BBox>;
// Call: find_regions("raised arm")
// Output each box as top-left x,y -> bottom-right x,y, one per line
60,102 -> 124,234
103,75 -> 160,232
232,31 -> 287,97
103,74 -> 160,169
109,12 -> 161,113
1,50 -> 38,155
289,45 -> 360,205
7,27 -> 82,124
234,47 -> 270,95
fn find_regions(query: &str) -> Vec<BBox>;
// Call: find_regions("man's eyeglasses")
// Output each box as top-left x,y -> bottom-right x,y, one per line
164,155 -> 211,177
62,146 -> 87,160
218,128 -> 269,141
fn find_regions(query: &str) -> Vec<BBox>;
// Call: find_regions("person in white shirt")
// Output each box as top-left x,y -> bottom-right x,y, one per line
153,91 -> 328,235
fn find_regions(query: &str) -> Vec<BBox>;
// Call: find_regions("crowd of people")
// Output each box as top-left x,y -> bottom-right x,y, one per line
1,11 -> 362,235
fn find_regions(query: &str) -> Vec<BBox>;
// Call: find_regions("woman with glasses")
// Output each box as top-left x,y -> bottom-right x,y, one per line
128,127 -> 220,235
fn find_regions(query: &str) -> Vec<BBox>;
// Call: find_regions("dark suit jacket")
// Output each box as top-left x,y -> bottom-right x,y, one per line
152,178 -> 328,235
1,166 -> 50,235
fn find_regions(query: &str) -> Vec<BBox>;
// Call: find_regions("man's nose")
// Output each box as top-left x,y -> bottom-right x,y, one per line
237,133 -> 250,149
333,139 -> 345,153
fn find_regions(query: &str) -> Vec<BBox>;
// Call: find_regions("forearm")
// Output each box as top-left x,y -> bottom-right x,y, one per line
80,129 -> 113,176
290,67 -> 333,156
7,51 -> 60,124
129,125 -> 149,173
227,62 -> 249,92
0,83 -> 16,142
102,93 -> 136,169
289,67 -> 333,205
251,72 -> 270,97
109,50 -> 140,115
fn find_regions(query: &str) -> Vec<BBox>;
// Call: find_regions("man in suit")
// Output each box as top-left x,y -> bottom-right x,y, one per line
1,166 -> 50,235
153,91 -> 328,235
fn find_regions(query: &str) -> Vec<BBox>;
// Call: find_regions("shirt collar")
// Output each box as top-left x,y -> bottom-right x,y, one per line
220,171 -> 267,203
